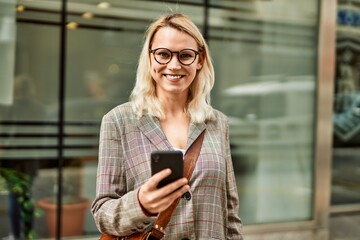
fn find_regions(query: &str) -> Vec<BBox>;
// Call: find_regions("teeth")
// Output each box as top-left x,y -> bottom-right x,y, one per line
166,75 -> 181,80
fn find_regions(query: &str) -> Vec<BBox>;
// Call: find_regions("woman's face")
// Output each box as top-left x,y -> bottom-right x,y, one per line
150,27 -> 203,99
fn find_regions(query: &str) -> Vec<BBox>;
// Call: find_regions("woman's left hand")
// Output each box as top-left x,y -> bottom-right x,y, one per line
138,168 -> 190,214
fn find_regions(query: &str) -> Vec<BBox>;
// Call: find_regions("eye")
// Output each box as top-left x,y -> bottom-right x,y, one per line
156,50 -> 171,59
179,50 -> 195,60
180,53 -> 192,59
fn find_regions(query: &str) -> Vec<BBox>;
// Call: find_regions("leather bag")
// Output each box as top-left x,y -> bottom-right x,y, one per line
99,130 -> 206,240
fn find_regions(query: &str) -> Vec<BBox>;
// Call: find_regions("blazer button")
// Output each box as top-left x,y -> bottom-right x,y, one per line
182,191 -> 191,201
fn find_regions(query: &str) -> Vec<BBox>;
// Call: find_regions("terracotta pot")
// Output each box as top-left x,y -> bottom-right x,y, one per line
38,197 -> 90,237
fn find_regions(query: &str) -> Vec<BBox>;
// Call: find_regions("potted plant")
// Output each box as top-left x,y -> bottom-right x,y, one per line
37,182 -> 90,237
0,167 -> 36,239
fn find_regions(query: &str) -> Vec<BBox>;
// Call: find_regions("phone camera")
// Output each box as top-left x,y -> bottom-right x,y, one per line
153,154 -> 159,162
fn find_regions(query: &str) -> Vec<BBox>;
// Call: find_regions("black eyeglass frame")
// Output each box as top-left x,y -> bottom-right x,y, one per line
149,48 -> 200,66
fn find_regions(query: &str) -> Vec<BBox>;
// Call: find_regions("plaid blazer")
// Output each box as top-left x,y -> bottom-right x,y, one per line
91,102 -> 243,239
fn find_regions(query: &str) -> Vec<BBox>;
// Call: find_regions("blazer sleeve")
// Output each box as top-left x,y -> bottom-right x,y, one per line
91,112 -> 156,236
224,121 -> 244,239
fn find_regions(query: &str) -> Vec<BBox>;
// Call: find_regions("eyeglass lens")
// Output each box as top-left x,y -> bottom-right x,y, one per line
153,48 -> 197,65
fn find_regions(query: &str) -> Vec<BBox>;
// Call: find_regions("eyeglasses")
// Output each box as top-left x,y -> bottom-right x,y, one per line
149,48 -> 200,66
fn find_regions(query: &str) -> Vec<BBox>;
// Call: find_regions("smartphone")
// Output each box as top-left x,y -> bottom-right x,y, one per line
151,150 -> 184,188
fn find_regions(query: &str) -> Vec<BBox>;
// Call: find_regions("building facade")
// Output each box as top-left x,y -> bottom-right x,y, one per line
0,0 -> 358,239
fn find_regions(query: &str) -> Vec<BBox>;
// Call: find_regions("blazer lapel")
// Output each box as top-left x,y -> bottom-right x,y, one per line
186,121 -> 207,151
137,114 -> 172,151
137,114 -> 207,151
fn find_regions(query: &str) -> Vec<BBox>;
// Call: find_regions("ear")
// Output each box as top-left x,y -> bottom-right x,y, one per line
196,53 -> 204,70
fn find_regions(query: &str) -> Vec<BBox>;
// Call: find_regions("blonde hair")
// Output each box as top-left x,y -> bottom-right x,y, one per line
130,13 -> 215,123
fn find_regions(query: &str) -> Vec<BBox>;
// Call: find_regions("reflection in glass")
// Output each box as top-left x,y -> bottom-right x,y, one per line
209,0 -> 318,224
332,2 -> 360,205
0,1 -> 61,239
0,0 -> 16,105
0,0 -> 326,238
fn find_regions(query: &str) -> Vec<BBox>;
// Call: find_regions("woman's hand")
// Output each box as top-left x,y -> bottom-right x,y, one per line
138,168 -> 190,215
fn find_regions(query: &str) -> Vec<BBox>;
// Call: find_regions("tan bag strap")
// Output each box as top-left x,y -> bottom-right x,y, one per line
147,130 -> 206,239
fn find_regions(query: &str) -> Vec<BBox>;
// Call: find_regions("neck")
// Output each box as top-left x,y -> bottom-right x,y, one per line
158,93 -> 188,116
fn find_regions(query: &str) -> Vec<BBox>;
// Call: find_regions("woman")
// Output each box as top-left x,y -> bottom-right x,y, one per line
91,13 -> 244,239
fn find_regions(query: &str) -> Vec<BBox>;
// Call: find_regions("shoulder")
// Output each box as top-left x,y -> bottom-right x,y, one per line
101,102 -> 140,130
103,102 -> 136,121
100,102 -> 140,135
206,108 -> 229,133
211,108 -> 229,124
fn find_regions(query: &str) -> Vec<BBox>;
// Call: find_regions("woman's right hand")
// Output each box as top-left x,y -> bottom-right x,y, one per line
138,168 -> 190,215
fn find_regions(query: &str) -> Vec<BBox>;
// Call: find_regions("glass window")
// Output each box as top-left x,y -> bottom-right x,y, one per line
332,1 -> 360,206
0,1 -> 15,106
63,2 -> 205,236
0,1 -> 61,239
209,0 -> 319,224
0,0 -> 324,238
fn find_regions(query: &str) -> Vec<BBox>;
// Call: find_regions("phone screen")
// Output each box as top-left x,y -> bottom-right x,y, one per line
151,150 -> 184,188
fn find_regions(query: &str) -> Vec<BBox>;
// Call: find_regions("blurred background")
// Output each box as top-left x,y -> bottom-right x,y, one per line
0,0 -> 358,239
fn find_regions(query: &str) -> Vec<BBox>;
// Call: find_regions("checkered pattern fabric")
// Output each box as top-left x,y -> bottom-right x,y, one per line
91,102 -> 243,239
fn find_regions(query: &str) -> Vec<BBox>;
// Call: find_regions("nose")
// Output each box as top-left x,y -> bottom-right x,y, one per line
167,53 -> 181,69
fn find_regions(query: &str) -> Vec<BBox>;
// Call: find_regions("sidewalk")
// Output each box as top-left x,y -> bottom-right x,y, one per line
244,212 -> 360,240
1,196 -> 359,240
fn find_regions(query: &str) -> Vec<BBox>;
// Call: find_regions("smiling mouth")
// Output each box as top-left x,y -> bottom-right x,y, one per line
164,74 -> 183,80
